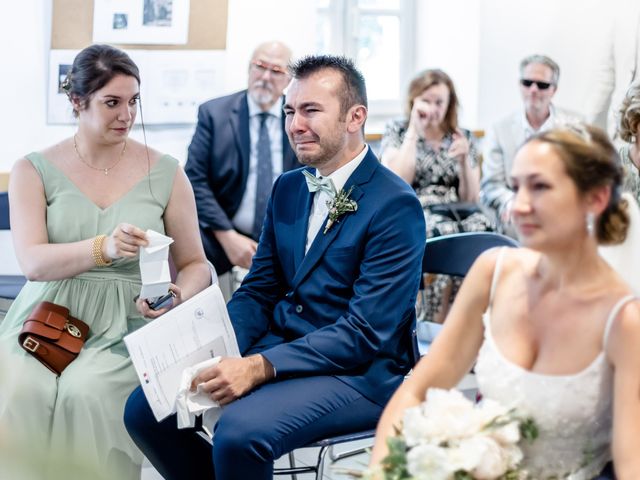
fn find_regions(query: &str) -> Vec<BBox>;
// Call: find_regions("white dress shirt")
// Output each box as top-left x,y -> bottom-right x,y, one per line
305,145 -> 369,253
232,96 -> 285,235
520,105 -> 561,141
480,105 -> 581,216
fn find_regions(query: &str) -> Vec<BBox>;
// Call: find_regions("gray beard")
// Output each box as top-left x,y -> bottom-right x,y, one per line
249,89 -> 275,107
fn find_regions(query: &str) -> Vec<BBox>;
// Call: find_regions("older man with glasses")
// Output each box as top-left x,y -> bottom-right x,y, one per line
185,41 -> 301,298
480,54 -> 580,235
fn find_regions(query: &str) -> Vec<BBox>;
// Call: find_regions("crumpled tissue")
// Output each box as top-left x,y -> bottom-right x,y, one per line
175,356 -> 224,431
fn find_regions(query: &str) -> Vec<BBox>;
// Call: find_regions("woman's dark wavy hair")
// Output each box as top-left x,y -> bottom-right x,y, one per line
529,123 -> 629,244
62,44 -> 140,117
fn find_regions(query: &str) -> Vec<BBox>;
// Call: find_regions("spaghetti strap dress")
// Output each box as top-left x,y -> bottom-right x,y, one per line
475,248 -> 636,479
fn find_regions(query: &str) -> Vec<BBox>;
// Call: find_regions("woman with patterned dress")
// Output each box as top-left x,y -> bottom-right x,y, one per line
381,69 -> 494,322
0,45 -> 211,479
370,125 -> 640,479
617,81 -> 640,203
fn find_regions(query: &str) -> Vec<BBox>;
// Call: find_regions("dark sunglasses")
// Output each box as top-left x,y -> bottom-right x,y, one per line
520,79 -> 553,90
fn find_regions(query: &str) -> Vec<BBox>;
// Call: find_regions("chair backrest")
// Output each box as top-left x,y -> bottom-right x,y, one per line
422,232 -> 518,278
0,192 -> 9,230
0,191 -> 26,299
414,232 -> 519,356
0,191 -> 23,277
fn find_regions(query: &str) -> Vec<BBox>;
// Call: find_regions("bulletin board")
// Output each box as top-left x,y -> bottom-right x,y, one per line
48,0 -> 229,124
51,0 -> 228,50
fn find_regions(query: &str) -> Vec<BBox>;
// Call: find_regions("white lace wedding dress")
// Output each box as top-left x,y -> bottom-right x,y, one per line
475,249 -> 635,479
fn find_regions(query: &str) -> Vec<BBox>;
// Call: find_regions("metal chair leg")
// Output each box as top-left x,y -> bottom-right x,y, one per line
315,445 -> 332,480
287,451 -> 298,480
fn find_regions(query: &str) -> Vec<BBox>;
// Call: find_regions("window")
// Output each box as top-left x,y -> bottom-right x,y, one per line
316,0 -> 415,122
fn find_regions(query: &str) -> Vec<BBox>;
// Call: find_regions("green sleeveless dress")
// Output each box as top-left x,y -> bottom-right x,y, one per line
0,152 -> 178,479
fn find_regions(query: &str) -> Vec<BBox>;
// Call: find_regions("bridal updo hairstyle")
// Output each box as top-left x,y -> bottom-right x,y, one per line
61,44 -> 140,118
528,124 -> 629,244
618,82 -> 640,143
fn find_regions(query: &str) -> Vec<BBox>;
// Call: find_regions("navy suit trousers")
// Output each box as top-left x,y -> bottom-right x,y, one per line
124,375 -> 382,480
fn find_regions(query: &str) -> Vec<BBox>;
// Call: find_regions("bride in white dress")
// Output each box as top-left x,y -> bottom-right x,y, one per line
370,125 -> 640,479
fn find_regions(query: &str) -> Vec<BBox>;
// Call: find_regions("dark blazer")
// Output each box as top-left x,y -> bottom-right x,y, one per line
227,148 -> 426,406
185,90 -> 299,275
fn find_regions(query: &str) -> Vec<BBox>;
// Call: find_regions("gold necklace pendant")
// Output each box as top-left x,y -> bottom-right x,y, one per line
73,134 -> 127,175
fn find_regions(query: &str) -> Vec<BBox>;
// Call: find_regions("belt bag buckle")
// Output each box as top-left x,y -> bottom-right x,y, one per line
22,336 -> 40,353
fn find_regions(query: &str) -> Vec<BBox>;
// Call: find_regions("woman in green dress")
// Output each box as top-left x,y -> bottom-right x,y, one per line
0,45 -> 211,479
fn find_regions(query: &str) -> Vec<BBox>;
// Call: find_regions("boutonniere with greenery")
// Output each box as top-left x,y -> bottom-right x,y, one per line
324,186 -> 358,234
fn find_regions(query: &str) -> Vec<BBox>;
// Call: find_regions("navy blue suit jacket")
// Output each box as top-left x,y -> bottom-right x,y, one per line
185,90 -> 299,274
227,149 -> 426,406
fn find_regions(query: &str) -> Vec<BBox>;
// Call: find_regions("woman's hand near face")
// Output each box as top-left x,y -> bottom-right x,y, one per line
448,129 -> 471,160
408,98 -> 439,135
103,223 -> 148,261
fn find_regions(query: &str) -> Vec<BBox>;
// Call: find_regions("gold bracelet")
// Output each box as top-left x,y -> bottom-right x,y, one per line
91,235 -> 112,267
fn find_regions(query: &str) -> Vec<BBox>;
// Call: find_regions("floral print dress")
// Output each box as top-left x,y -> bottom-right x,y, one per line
619,144 -> 640,204
381,119 -> 495,321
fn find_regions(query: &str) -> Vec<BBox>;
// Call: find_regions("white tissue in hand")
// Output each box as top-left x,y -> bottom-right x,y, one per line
139,230 -> 174,299
175,356 -> 223,429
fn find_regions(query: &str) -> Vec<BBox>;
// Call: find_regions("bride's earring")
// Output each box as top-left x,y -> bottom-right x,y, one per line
586,211 -> 595,236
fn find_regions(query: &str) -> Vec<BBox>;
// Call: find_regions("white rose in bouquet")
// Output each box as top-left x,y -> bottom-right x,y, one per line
371,388 -> 538,480
489,419 -> 521,446
406,443 -> 453,480
445,437 -> 486,472
405,388 -> 486,445
467,436 -> 510,479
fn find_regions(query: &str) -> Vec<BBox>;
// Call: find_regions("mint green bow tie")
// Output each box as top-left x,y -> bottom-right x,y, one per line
302,170 -> 336,197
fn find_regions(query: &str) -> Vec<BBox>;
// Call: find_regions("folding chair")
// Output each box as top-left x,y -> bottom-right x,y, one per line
415,231 -> 519,355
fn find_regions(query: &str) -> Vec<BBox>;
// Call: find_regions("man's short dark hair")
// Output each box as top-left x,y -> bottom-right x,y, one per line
289,55 -> 368,115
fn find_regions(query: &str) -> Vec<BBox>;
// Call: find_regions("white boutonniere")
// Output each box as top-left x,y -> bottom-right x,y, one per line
324,186 -> 358,234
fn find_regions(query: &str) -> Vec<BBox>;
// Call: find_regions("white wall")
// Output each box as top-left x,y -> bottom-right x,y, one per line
415,0 -> 481,131
0,0 -> 316,172
0,0 -> 615,171
414,0 -> 609,130
476,0 -> 607,129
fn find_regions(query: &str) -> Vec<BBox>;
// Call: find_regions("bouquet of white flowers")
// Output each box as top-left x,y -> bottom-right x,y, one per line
369,388 -> 538,480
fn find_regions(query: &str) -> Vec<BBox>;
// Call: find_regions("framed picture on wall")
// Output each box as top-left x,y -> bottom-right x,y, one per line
92,0 -> 190,45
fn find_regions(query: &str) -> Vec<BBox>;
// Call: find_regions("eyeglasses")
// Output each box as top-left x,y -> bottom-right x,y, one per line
520,79 -> 553,90
251,60 -> 288,78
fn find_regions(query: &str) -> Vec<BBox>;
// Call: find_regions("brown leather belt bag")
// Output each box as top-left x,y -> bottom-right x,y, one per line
18,301 -> 90,375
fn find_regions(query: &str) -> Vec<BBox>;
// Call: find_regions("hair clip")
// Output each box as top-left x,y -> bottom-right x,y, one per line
61,74 -> 72,94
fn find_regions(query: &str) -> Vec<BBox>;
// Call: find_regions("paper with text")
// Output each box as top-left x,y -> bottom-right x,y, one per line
124,284 -> 240,421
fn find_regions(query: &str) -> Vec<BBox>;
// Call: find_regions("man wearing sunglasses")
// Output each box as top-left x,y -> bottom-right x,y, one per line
480,54 -> 580,235
185,41 -> 300,298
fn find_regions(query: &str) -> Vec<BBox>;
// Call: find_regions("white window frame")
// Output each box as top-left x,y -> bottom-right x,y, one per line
316,0 -> 415,123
